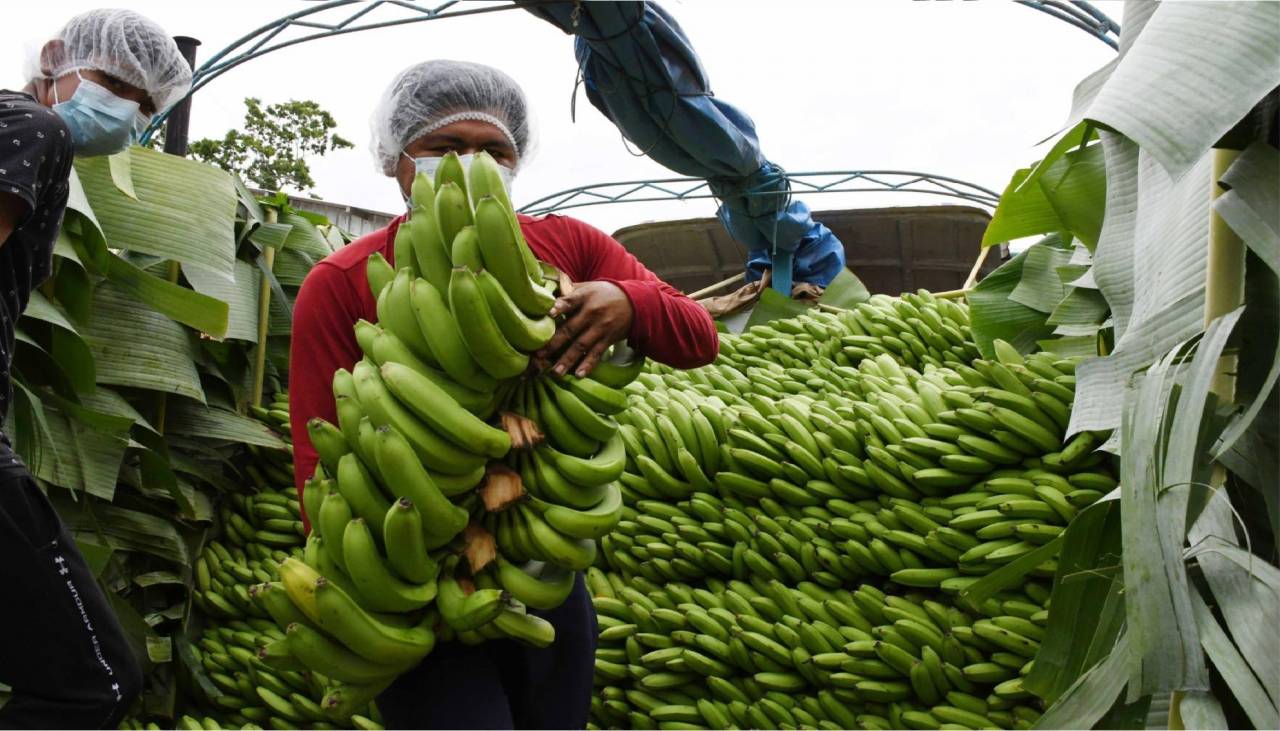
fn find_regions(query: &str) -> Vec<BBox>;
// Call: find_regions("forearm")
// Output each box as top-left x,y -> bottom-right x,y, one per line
602,278 -> 719,369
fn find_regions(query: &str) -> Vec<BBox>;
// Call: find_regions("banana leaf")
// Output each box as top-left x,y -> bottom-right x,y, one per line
165,400 -> 288,450
1211,142 -> 1280,460
182,260 -> 261,343
80,283 -> 205,403
279,210 -> 335,261
51,492 -> 192,567
1033,631 -> 1134,729
1076,2 -> 1280,180
74,147 -> 237,280
1069,148 -> 1213,437
966,241 -> 1059,357
30,405 -> 128,501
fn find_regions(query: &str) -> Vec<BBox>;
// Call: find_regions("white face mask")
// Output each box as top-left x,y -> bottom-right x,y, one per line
401,152 -> 515,207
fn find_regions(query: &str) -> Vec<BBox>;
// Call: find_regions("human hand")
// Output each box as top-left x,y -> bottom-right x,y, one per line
534,281 -> 634,378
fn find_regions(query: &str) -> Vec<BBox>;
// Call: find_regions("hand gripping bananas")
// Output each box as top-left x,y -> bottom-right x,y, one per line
252,152 -> 639,714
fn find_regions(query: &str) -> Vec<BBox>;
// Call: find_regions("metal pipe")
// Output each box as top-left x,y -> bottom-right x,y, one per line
162,36 -> 201,157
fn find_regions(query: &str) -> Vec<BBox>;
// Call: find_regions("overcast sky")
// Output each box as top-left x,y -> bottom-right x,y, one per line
6,0 -> 1119,235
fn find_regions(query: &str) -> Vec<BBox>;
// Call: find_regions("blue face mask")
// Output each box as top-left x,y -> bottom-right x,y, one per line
53,72 -> 145,157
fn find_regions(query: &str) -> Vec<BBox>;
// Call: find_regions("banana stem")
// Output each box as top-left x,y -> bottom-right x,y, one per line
963,245 -> 996,291
690,272 -> 746,301
1206,148 -> 1246,399
252,208 -> 280,409
154,260 -> 182,434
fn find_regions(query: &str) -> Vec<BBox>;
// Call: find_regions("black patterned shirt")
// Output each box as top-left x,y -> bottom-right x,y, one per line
0,90 -> 73,452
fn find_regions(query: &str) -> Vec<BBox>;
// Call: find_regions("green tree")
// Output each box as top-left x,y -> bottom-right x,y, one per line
189,97 -> 353,196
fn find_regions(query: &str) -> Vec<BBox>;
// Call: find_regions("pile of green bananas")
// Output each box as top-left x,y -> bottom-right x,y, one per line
253,152 -> 635,717
717,293 -> 981,376
181,617 -> 381,731
586,295 -> 1114,730
123,392 -> 383,731
247,390 -> 296,490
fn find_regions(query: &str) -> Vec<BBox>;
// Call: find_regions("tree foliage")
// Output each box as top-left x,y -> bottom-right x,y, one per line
189,97 -> 352,196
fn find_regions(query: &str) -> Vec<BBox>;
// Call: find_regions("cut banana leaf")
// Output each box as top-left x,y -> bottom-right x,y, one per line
1039,143 -> 1107,250
183,260 -> 261,342
279,210 -> 335,261
165,400 -> 288,450
1069,147 -> 1213,436
1078,2 -> 1280,180
51,491 -> 192,567
81,283 -> 205,402
104,252 -> 229,339
966,244 -> 1055,358
1212,142 -> 1280,460
74,147 -> 238,280
1120,344 -> 1209,697
816,268 -> 870,309
1187,493 -> 1280,708
744,287 -> 810,330
982,167 -> 1062,247
29,406 -> 128,501
23,290 -> 78,332
1024,499 -> 1123,703
1032,630 -> 1133,730
1009,243 -> 1074,313
1191,592 -> 1280,729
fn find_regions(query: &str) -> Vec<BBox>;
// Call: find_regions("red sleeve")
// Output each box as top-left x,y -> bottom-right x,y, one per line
288,261 -> 365,529
562,219 -> 719,369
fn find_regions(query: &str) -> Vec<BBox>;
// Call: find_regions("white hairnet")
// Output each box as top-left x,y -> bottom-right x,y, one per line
371,60 -> 532,176
27,9 -> 193,114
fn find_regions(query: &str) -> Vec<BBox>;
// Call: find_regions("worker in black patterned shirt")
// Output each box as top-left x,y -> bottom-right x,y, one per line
0,10 -> 191,728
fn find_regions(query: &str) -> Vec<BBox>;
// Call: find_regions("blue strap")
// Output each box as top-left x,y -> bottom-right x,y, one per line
770,249 -> 793,296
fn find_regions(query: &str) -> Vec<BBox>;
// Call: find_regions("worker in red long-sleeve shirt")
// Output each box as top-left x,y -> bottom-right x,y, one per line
288,59 -> 718,729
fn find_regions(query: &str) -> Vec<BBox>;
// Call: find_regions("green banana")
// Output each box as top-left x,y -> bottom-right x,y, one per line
536,379 -> 600,457
493,603 -> 557,648
447,266 -> 530,379
285,620 -> 403,684
313,577 -> 436,665
437,558 -> 508,631
379,269 -> 437,364
335,453 -> 392,542
353,359 -> 487,475
306,418 -> 349,475
493,556 -> 577,611
317,488 -> 353,570
342,518 -> 437,613
407,277 -> 497,392
382,498 -> 440,584
521,503 -> 599,570
366,252 -> 395,298
528,481 -> 624,539
368,329 -> 502,412
379,361 -> 510,458
451,225 -> 483,271
474,196 -> 554,316
373,426 -> 468,548
546,378 -> 618,442
541,432 -> 626,486
475,268 -> 554,352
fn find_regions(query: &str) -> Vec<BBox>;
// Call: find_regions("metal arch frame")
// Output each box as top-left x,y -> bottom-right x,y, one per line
516,170 -> 1003,217
1014,0 -> 1121,50
143,0 -> 1121,144
141,0 -> 522,143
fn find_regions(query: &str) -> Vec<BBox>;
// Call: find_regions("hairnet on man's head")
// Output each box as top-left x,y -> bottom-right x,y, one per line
27,8 -> 193,114
371,60 -> 532,176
